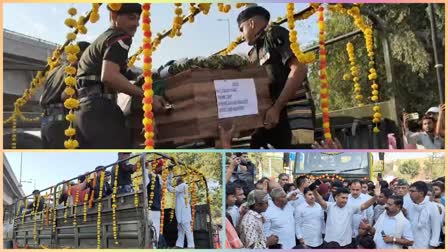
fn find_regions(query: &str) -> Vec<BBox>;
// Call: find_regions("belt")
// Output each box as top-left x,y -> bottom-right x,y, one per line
78,84 -> 117,103
43,114 -> 65,122
79,93 -> 116,103
43,103 -> 66,116
78,75 -> 102,81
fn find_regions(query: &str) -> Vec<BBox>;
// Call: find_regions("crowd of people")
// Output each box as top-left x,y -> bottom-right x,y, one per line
225,155 -> 445,249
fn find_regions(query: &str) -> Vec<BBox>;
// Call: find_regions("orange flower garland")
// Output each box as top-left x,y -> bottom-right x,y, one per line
318,6 -> 332,141
148,160 -> 157,208
134,161 -> 142,207
142,3 -> 155,149
89,173 -> 97,209
83,191 -> 89,223
218,3 -> 231,13
170,3 -> 183,37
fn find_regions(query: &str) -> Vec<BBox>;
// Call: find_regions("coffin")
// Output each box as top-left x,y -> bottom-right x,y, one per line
152,66 -> 273,146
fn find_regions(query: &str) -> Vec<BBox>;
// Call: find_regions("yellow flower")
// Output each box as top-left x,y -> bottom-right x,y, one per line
89,12 -> 100,23
64,98 -> 80,110
373,105 -> 380,112
64,18 -> 77,28
64,76 -> 76,86
324,132 -> 332,139
343,73 -> 351,81
355,94 -> 363,100
65,66 -> 77,75
68,7 -> 77,16
143,104 -> 153,112
66,112 -> 76,122
67,54 -> 78,63
64,87 -> 76,96
371,95 -> 379,102
78,25 -> 88,34
64,139 -> 79,149
373,127 -> 380,134
108,3 -> 122,12
144,132 -> 154,139
65,127 -> 76,137
371,84 -> 378,90
66,32 -> 77,41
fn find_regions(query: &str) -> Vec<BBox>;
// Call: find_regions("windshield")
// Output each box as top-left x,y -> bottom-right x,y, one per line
294,152 -> 370,175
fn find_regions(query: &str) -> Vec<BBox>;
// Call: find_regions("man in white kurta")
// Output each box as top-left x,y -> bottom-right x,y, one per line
407,181 -> 441,248
167,172 -> 195,248
348,180 -> 374,238
263,188 -> 296,249
295,188 -> 325,248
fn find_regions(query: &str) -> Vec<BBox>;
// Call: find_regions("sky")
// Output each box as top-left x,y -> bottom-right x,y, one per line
4,2 -> 443,123
3,3 -> 318,68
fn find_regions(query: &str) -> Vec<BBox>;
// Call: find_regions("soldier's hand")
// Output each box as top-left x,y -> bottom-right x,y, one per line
152,95 -> 171,113
263,106 -> 281,129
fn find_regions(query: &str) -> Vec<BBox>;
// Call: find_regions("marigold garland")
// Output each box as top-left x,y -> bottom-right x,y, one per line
83,191 -> 89,223
52,187 -> 60,232
217,3 -> 231,13
189,4 -> 198,23
160,168 -> 168,234
142,3 -> 155,149
44,191 -> 50,225
170,3 -> 183,37
148,160 -> 158,208
345,5 -> 381,133
89,173 -> 97,209
286,3 -> 316,64
317,6 -> 332,141
22,199 -> 28,224
33,194 -> 41,243
346,42 -> 364,106
198,3 -> 212,15
134,161 -> 142,207
63,7 -> 81,149
64,184 -> 71,223
90,3 -> 100,23
219,36 -> 245,56
73,180 -> 80,226
97,170 -> 105,249
112,165 -> 119,245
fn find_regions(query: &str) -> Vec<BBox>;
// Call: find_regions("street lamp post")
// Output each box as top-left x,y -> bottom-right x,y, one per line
217,18 -> 231,45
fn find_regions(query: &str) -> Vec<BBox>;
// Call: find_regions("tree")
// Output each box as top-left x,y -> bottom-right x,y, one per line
307,4 -> 445,114
398,160 -> 420,179
423,152 -> 445,179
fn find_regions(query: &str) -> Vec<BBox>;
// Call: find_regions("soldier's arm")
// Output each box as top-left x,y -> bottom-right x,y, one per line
101,36 -> 143,98
270,27 -> 308,112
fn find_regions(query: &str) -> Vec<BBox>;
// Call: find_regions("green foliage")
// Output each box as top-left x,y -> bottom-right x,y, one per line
307,3 -> 445,114
422,153 -> 445,179
398,160 -> 421,179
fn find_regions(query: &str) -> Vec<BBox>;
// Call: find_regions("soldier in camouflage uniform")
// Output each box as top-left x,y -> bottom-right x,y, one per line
237,6 -> 316,149
40,41 -> 90,149
75,4 -> 163,148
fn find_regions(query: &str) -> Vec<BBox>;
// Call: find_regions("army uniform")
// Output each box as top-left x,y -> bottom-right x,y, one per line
40,63 -> 70,148
241,7 -> 315,149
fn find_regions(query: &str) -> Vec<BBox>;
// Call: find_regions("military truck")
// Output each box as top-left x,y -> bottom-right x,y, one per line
10,153 -> 215,249
293,152 -> 384,181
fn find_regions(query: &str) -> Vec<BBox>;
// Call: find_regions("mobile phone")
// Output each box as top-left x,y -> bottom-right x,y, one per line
408,112 -> 419,120
381,231 -> 386,237
308,179 -> 322,191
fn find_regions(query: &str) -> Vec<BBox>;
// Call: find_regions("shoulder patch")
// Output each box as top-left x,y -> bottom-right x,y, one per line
117,39 -> 130,51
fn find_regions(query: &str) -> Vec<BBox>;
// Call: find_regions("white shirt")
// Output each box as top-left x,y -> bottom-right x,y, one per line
373,213 -> 414,249
288,190 -> 305,208
227,205 -> 240,227
407,198 -> 441,248
373,204 -> 386,223
324,202 -> 361,247
348,193 -> 373,237
295,202 -> 325,247
403,193 -> 413,212
263,202 -> 296,249
405,131 -> 444,149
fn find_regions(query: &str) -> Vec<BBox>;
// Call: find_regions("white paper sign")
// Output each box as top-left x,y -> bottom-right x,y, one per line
214,78 -> 258,119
